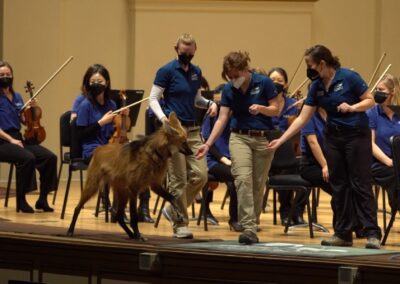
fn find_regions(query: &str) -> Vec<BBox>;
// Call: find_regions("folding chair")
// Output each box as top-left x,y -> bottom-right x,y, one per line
381,135 -> 400,245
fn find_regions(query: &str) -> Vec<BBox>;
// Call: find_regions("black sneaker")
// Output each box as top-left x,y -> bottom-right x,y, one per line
238,231 -> 259,245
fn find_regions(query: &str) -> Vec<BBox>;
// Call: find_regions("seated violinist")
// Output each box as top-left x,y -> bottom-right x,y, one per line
367,74 -> 400,212
75,64 -> 129,221
267,67 -> 306,226
75,64 -> 122,163
0,61 -> 57,213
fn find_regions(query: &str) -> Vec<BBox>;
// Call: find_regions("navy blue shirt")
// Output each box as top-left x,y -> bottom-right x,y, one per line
220,73 -> 277,130
202,114 -> 231,169
305,68 -> 369,127
300,111 -> 326,157
272,96 -> 298,131
76,98 -> 116,159
71,94 -> 86,113
0,92 -> 24,132
367,105 -> 400,164
154,59 -> 202,123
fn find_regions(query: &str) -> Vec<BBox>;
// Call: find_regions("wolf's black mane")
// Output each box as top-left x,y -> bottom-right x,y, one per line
126,135 -> 153,153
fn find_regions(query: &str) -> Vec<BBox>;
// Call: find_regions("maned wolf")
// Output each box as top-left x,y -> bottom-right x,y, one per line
67,112 -> 192,240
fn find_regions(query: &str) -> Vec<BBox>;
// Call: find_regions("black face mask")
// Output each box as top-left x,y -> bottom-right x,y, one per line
88,83 -> 106,97
274,82 -> 285,94
0,77 -> 13,88
374,91 -> 389,104
306,68 -> 320,81
178,53 -> 194,65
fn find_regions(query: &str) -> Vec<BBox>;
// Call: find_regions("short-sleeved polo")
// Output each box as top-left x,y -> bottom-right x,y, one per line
367,105 -> 400,161
220,73 -> 277,130
153,59 -> 202,123
304,68 -> 369,127
0,92 -> 24,131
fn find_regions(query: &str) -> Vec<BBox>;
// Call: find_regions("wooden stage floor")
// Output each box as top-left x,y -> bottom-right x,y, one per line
1,181 -> 400,283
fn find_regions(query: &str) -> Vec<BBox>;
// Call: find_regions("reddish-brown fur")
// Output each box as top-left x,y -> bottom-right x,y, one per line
67,112 -> 191,239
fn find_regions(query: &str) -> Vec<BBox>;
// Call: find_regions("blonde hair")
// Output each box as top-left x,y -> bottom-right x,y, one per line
252,67 -> 267,76
221,51 -> 251,81
175,33 -> 197,49
380,73 -> 400,105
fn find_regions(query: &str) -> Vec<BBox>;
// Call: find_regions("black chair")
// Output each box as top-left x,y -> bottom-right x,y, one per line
266,131 -> 327,238
60,114 -> 89,219
3,162 -> 15,208
372,184 -> 388,232
53,111 -> 85,205
381,135 -> 400,245
197,173 -> 219,231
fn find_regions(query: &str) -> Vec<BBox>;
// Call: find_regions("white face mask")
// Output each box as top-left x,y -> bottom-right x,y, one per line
231,76 -> 245,89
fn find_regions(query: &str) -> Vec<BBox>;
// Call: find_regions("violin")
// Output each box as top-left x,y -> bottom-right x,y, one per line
109,90 -> 131,144
23,81 -> 46,144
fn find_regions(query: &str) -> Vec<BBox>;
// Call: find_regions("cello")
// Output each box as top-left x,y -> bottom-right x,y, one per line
109,90 -> 131,144
23,81 -> 46,144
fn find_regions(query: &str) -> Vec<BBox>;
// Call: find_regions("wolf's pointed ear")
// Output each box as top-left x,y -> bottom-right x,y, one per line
169,112 -> 178,123
163,121 -> 179,136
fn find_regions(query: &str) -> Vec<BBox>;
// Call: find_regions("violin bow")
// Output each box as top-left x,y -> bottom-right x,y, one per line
112,96 -> 150,114
20,56 -> 74,111
369,63 -> 392,92
287,77 -> 309,98
367,52 -> 386,87
287,55 -> 304,90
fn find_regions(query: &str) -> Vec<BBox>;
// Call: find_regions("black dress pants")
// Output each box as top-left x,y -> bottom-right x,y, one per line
208,163 -> 239,222
371,163 -> 397,211
0,136 -> 57,198
325,127 -> 381,241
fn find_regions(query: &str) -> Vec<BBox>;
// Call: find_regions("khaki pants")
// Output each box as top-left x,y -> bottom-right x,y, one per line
229,132 -> 275,234
167,129 -> 208,229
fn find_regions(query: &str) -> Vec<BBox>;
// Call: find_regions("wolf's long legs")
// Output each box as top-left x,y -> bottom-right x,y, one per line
150,184 -> 183,222
115,195 -> 135,238
129,194 -> 145,241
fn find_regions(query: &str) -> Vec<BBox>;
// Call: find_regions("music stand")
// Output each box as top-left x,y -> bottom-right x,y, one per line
110,89 -> 144,131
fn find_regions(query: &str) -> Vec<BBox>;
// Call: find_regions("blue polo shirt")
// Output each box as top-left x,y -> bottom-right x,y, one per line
272,96 -> 298,131
202,114 -> 231,169
154,59 -> 202,123
0,92 -> 24,132
367,105 -> 400,164
220,72 -> 277,130
76,98 -> 116,159
300,111 -> 326,157
304,68 -> 369,127
71,94 -> 86,113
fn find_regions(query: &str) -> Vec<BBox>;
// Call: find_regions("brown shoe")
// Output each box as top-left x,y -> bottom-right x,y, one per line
238,231 -> 259,245
321,235 -> 352,247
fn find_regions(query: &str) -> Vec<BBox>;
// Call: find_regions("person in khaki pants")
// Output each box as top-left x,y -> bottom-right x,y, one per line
196,51 -> 279,244
149,33 -> 217,239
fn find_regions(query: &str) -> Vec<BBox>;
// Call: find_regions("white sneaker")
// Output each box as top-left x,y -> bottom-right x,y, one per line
173,226 -> 193,239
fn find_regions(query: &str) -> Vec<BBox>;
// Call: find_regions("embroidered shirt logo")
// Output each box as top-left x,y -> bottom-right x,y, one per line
316,90 -> 325,97
250,86 -> 260,95
191,73 -> 198,81
333,82 -> 344,92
